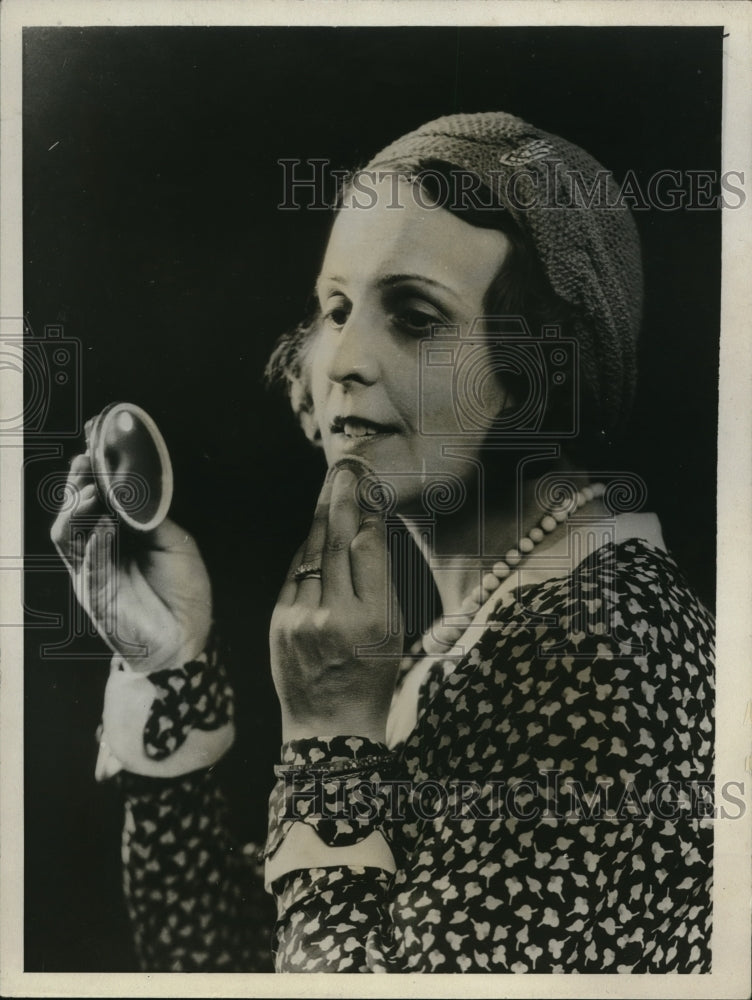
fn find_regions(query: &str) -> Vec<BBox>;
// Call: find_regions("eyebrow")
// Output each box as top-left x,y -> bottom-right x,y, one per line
316,272 -> 460,299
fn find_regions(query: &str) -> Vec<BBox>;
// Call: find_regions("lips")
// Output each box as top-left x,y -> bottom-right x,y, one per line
330,415 -> 398,440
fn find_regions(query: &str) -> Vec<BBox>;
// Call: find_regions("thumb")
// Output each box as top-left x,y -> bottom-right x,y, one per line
147,517 -> 200,555
81,513 -> 119,629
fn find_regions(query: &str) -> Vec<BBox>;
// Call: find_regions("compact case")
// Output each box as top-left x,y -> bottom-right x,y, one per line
85,402 -> 174,532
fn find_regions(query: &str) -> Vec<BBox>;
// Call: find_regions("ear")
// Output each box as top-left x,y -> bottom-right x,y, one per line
288,373 -> 323,448
299,408 -> 323,447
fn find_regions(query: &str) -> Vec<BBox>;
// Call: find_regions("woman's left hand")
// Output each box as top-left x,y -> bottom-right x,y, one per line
269,459 -> 404,744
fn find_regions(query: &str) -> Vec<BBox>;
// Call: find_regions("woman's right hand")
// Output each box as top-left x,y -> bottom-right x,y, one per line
50,451 -> 213,673
269,460 -> 404,744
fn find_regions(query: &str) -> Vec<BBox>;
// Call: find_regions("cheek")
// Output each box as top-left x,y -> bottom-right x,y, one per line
453,344 -> 513,425
419,367 -> 455,423
418,343 -> 513,435
305,333 -> 330,407
392,336 -> 423,400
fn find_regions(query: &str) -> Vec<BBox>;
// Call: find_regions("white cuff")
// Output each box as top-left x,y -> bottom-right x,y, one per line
264,823 -> 396,890
96,654 -> 234,780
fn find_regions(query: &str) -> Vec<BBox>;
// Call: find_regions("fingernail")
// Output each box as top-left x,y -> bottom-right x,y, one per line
326,456 -> 374,482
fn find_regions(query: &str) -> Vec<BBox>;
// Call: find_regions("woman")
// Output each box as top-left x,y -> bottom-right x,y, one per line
52,111 -> 714,973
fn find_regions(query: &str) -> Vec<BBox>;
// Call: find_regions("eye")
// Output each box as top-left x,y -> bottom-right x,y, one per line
393,303 -> 446,336
322,296 -> 351,330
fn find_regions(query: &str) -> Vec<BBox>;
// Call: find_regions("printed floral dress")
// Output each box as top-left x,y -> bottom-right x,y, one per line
115,536 -> 715,973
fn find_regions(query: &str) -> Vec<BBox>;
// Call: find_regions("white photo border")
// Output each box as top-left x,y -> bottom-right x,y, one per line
1,2 -> 750,998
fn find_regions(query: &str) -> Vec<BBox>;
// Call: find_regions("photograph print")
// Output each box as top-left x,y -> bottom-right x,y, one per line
7,8 -> 749,993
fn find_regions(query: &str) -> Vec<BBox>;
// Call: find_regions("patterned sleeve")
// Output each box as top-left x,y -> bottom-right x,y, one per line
100,633 -> 276,971
265,736 -> 401,971
117,768 -> 275,971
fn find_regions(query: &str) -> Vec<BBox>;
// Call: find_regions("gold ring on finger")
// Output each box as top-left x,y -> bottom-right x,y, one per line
293,561 -> 322,582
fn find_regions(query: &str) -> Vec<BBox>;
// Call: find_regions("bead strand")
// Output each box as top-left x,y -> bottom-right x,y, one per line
420,483 -> 606,657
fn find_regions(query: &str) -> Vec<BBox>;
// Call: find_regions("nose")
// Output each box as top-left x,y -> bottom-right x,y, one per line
325,307 -> 381,388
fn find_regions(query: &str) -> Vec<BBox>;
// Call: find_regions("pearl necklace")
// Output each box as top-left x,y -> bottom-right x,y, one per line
416,483 -> 607,658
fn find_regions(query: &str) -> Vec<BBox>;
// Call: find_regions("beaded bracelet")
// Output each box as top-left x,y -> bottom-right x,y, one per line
274,753 -> 397,780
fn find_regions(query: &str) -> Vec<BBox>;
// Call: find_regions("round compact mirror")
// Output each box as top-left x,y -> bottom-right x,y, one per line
86,402 -> 174,532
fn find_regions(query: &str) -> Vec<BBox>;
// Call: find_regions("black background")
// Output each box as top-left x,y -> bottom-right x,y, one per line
23,26 -> 721,971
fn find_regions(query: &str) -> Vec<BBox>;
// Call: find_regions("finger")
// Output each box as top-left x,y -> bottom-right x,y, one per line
321,464 -> 362,602
50,454 -> 103,567
65,452 -> 99,532
298,458 -> 375,604
350,511 -> 390,602
295,473 -> 335,605
57,484 -> 103,567
81,513 -> 119,632
301,472 -> 334,564
83,415 -> 96,449
69,451 -> 94,488
277,542 -> 307,607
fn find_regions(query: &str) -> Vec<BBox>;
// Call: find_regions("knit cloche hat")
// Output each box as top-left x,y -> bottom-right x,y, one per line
364,111 -> 643,433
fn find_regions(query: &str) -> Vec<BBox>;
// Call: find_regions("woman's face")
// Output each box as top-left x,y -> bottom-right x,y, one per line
308,177 -> 512,512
